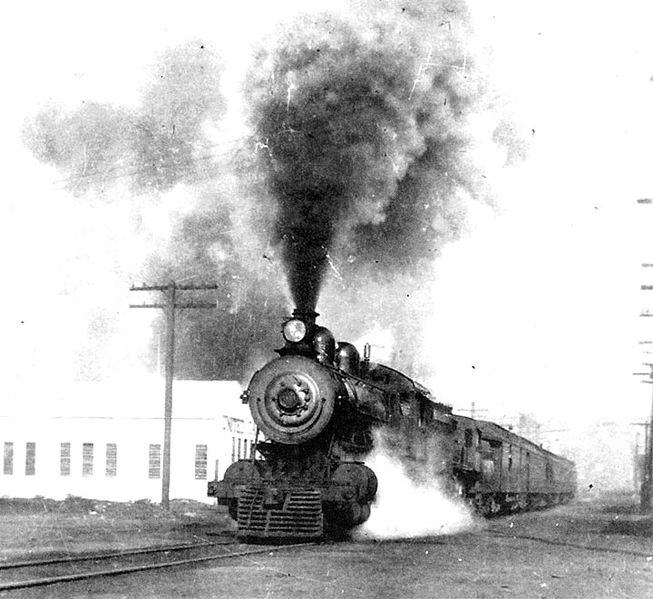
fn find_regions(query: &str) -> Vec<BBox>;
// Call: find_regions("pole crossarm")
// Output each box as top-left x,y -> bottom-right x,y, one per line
129,304 -> 165,309
130,283 -> 219,291
129,280 -> 218,510
176,303 -> 217,309
129,303 -> 217,309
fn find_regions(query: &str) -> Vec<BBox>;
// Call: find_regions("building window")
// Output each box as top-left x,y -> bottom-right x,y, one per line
149,444 -> 161,479
250,440 -> 255,459
237,438 -> 242,460
195,444 -> 208,480
105,443 -> 117,477
3,442 -> 13,475
82,443 -> 94,477
25,442 -> 36,476
60,443 -> 71,476
231,437 -> 236,463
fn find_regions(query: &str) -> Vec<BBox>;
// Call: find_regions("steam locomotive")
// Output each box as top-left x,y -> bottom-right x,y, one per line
208,311 -> 576,540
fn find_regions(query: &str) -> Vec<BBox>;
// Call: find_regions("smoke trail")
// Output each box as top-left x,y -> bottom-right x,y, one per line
246,1 -> 483,311
21,41 -> 289,381
24,42 -> 225,195
354,432 -> 476,540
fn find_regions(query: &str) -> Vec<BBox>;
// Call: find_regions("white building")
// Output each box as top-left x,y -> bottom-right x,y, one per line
0,379 -> 255,503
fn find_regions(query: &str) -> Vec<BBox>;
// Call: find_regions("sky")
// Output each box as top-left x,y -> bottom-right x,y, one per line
425,2 -> 653,425
1,1 -> 653,485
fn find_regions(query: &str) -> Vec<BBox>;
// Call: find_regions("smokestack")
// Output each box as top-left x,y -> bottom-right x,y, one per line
291,308 -> 319,330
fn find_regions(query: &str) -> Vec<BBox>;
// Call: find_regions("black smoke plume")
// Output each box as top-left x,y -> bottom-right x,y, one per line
247,1 -> 481,313
22,4 -> 521,382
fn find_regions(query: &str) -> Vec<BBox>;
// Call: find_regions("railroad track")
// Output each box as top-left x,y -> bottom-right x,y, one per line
0,540 -> 315,592
487,530 -> 653,559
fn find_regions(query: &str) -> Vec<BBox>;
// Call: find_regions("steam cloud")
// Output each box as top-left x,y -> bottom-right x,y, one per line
355,431 -> 475,539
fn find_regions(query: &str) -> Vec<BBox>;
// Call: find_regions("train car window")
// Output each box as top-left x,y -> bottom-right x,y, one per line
25,442 -> 36,476
105,443 -> 117,477
148,444 -> 161,479
481,459 -> 495,477
399,392 -> 412,416
464,429 -> 473,448
508,444 -> 513,470
3,442 -> 13,475
60,442 -> 71,476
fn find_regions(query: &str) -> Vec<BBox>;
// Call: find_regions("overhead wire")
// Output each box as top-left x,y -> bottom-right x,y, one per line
48,135 -> 252,190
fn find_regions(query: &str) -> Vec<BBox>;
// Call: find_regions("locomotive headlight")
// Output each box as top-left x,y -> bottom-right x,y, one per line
283,319 -> 307,343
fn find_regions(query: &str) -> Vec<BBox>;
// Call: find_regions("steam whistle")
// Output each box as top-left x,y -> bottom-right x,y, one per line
362,342 -> 371,375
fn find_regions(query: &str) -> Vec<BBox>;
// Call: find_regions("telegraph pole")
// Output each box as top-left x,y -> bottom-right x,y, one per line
644,368 -> 653,513
130,281 -> 217,510
633,365 -> 653,512
637,200 -> 653,511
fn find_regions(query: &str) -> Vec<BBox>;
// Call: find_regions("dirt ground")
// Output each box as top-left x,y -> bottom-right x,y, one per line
1,492 -> 652,598
0,496 -> 233,561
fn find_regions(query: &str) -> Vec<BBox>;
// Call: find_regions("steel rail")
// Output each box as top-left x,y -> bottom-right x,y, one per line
0,543 -> 315,592
488,530 -> 653,558
0,539 -> 226,570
